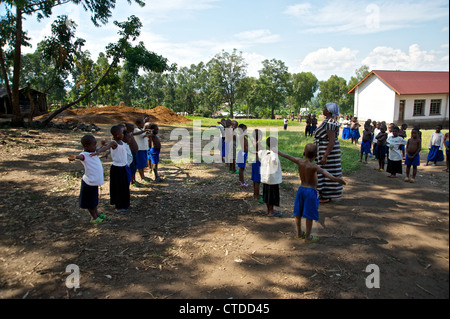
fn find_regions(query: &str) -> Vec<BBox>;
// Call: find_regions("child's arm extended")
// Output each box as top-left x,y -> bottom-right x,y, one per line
93,140 -> 118,156
277,150 -> 301,164
316,166 -> 346,185
68,154 -> 84,161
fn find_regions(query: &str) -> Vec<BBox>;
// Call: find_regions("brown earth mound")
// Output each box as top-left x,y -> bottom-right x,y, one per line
37,105 -> 191,125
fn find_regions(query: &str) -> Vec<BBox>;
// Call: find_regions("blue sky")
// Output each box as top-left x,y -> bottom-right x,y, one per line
11,0 -> 450,81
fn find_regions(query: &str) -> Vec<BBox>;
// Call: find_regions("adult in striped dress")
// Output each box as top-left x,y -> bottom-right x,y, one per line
314,103 -> 343,203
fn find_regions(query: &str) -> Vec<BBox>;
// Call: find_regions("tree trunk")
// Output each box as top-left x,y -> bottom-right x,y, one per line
11,6 -> 23,127
40,57 -> 119,127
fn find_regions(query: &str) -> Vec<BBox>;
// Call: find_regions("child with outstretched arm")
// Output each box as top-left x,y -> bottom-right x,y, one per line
68,135 -> 107,224
277,143 -> 346,243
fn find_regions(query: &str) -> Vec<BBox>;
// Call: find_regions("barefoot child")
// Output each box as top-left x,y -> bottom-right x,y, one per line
375,124 -> 388,171
359,123 -> 372,163
68,135 -> 106,224
277,143 -> 346,243
147,124 -> 162,182
404,128 -> 421,183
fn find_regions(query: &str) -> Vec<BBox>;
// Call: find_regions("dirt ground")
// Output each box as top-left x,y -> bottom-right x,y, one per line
0,123 -> 448,300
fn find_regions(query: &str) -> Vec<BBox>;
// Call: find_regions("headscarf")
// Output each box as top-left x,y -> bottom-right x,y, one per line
325,102 -> 340,118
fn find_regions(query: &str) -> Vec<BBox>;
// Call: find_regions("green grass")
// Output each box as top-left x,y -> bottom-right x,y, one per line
183,116 -> 303,128
165,118 -> 447,174
275,131 -> 363,174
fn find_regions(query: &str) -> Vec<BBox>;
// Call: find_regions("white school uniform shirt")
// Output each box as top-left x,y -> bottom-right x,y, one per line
428,132 -> 444,151
342,119 -> 351,128
134,128 -> 148,151
386,136 -> 407,161
111,142 -> 128,167
124,142 -> 133,166
79,151 -> 104,186
215,124 -> 225,138
373,128 -> 381,143
258,150 -> 282,185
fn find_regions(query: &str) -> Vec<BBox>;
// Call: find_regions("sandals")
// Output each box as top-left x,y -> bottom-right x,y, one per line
268,211 -> 283,218
90,217 -> 104,224
305,235 -> 319,244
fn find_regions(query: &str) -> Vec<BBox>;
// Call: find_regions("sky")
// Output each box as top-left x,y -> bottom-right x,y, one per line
7,0 -> 450,81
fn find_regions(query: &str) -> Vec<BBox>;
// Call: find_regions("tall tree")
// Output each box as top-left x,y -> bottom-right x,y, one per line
208,49 -> 247,118
291,72 -> 319,113
0,0 -> 145,126
258,59 -> 290,119
41,15 -> 170,127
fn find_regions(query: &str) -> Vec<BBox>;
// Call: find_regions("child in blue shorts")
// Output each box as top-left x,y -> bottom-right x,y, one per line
277,143 -> 346,243
251,129 -> 264,202
404,128 -> 421,183
147,124 -> 162,182
359,123 -> 372,163
237,124 -> 249,187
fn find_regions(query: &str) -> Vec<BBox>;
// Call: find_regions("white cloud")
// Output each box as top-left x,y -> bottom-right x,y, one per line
362,44 -> 448,71
284,0 -> 449,35
297,47 -> 360,80
241,52 -> 267,78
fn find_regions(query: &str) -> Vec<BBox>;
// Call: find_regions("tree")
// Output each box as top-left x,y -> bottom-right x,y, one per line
0,0 -> 145,126
40,15 -> 170,127
208,49 -> 247,118
318,75 -> 350,113
258,59 -> 290,119
291,72 -> 319,113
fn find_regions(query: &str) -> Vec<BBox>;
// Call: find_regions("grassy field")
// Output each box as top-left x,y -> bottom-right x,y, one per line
183,116 -> 304,128
172,117 -> 448,174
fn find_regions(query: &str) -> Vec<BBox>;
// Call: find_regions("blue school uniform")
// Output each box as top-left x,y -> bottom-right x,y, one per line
293,187 -> 319,221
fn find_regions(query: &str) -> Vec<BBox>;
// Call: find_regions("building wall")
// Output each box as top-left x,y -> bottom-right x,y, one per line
394,93 -> 449,129
354,75 -> 396,123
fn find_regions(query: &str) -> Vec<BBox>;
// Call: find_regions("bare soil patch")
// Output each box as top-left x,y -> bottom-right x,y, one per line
0,122 -> 448,300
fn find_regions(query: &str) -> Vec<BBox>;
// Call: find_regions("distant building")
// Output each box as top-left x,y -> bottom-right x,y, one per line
0,87 -> 48,116
348,70 -> 449,128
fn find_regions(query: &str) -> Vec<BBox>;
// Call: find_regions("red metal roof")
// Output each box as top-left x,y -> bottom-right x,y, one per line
348,70 -> 449,95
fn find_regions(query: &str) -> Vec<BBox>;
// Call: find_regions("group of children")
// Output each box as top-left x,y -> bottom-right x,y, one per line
212,118 -> 346,243
356,119 -> 449,182
68,116 -> 162,224
69,114 -> 447,242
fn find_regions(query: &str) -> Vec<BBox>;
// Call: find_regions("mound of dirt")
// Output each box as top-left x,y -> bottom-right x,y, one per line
37,105 -> 191,126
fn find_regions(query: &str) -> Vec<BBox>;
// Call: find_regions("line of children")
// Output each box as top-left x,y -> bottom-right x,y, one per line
69,118 -> 164,224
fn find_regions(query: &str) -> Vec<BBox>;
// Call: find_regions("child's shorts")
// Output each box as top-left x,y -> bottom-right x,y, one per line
405,153 -> 420,167
251,161 -> 261,183
79,180 -> 99,210
293,186 -> 319,221
149,147 -> 161,165
237,150 -> 248,169
360,140 -> 371,154
136,150 -> 148,169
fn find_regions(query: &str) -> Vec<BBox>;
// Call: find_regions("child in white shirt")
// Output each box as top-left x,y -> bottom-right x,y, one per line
259,137 -> 282,217
386,126 -> 407,178
68,135 -> 106,224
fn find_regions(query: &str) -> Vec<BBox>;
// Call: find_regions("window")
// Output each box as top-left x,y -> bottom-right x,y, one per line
413,100 -> 425,116
430,99 -> 442,115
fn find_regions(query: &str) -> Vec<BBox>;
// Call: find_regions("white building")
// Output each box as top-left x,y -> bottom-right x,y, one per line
348,70 -> 449,129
